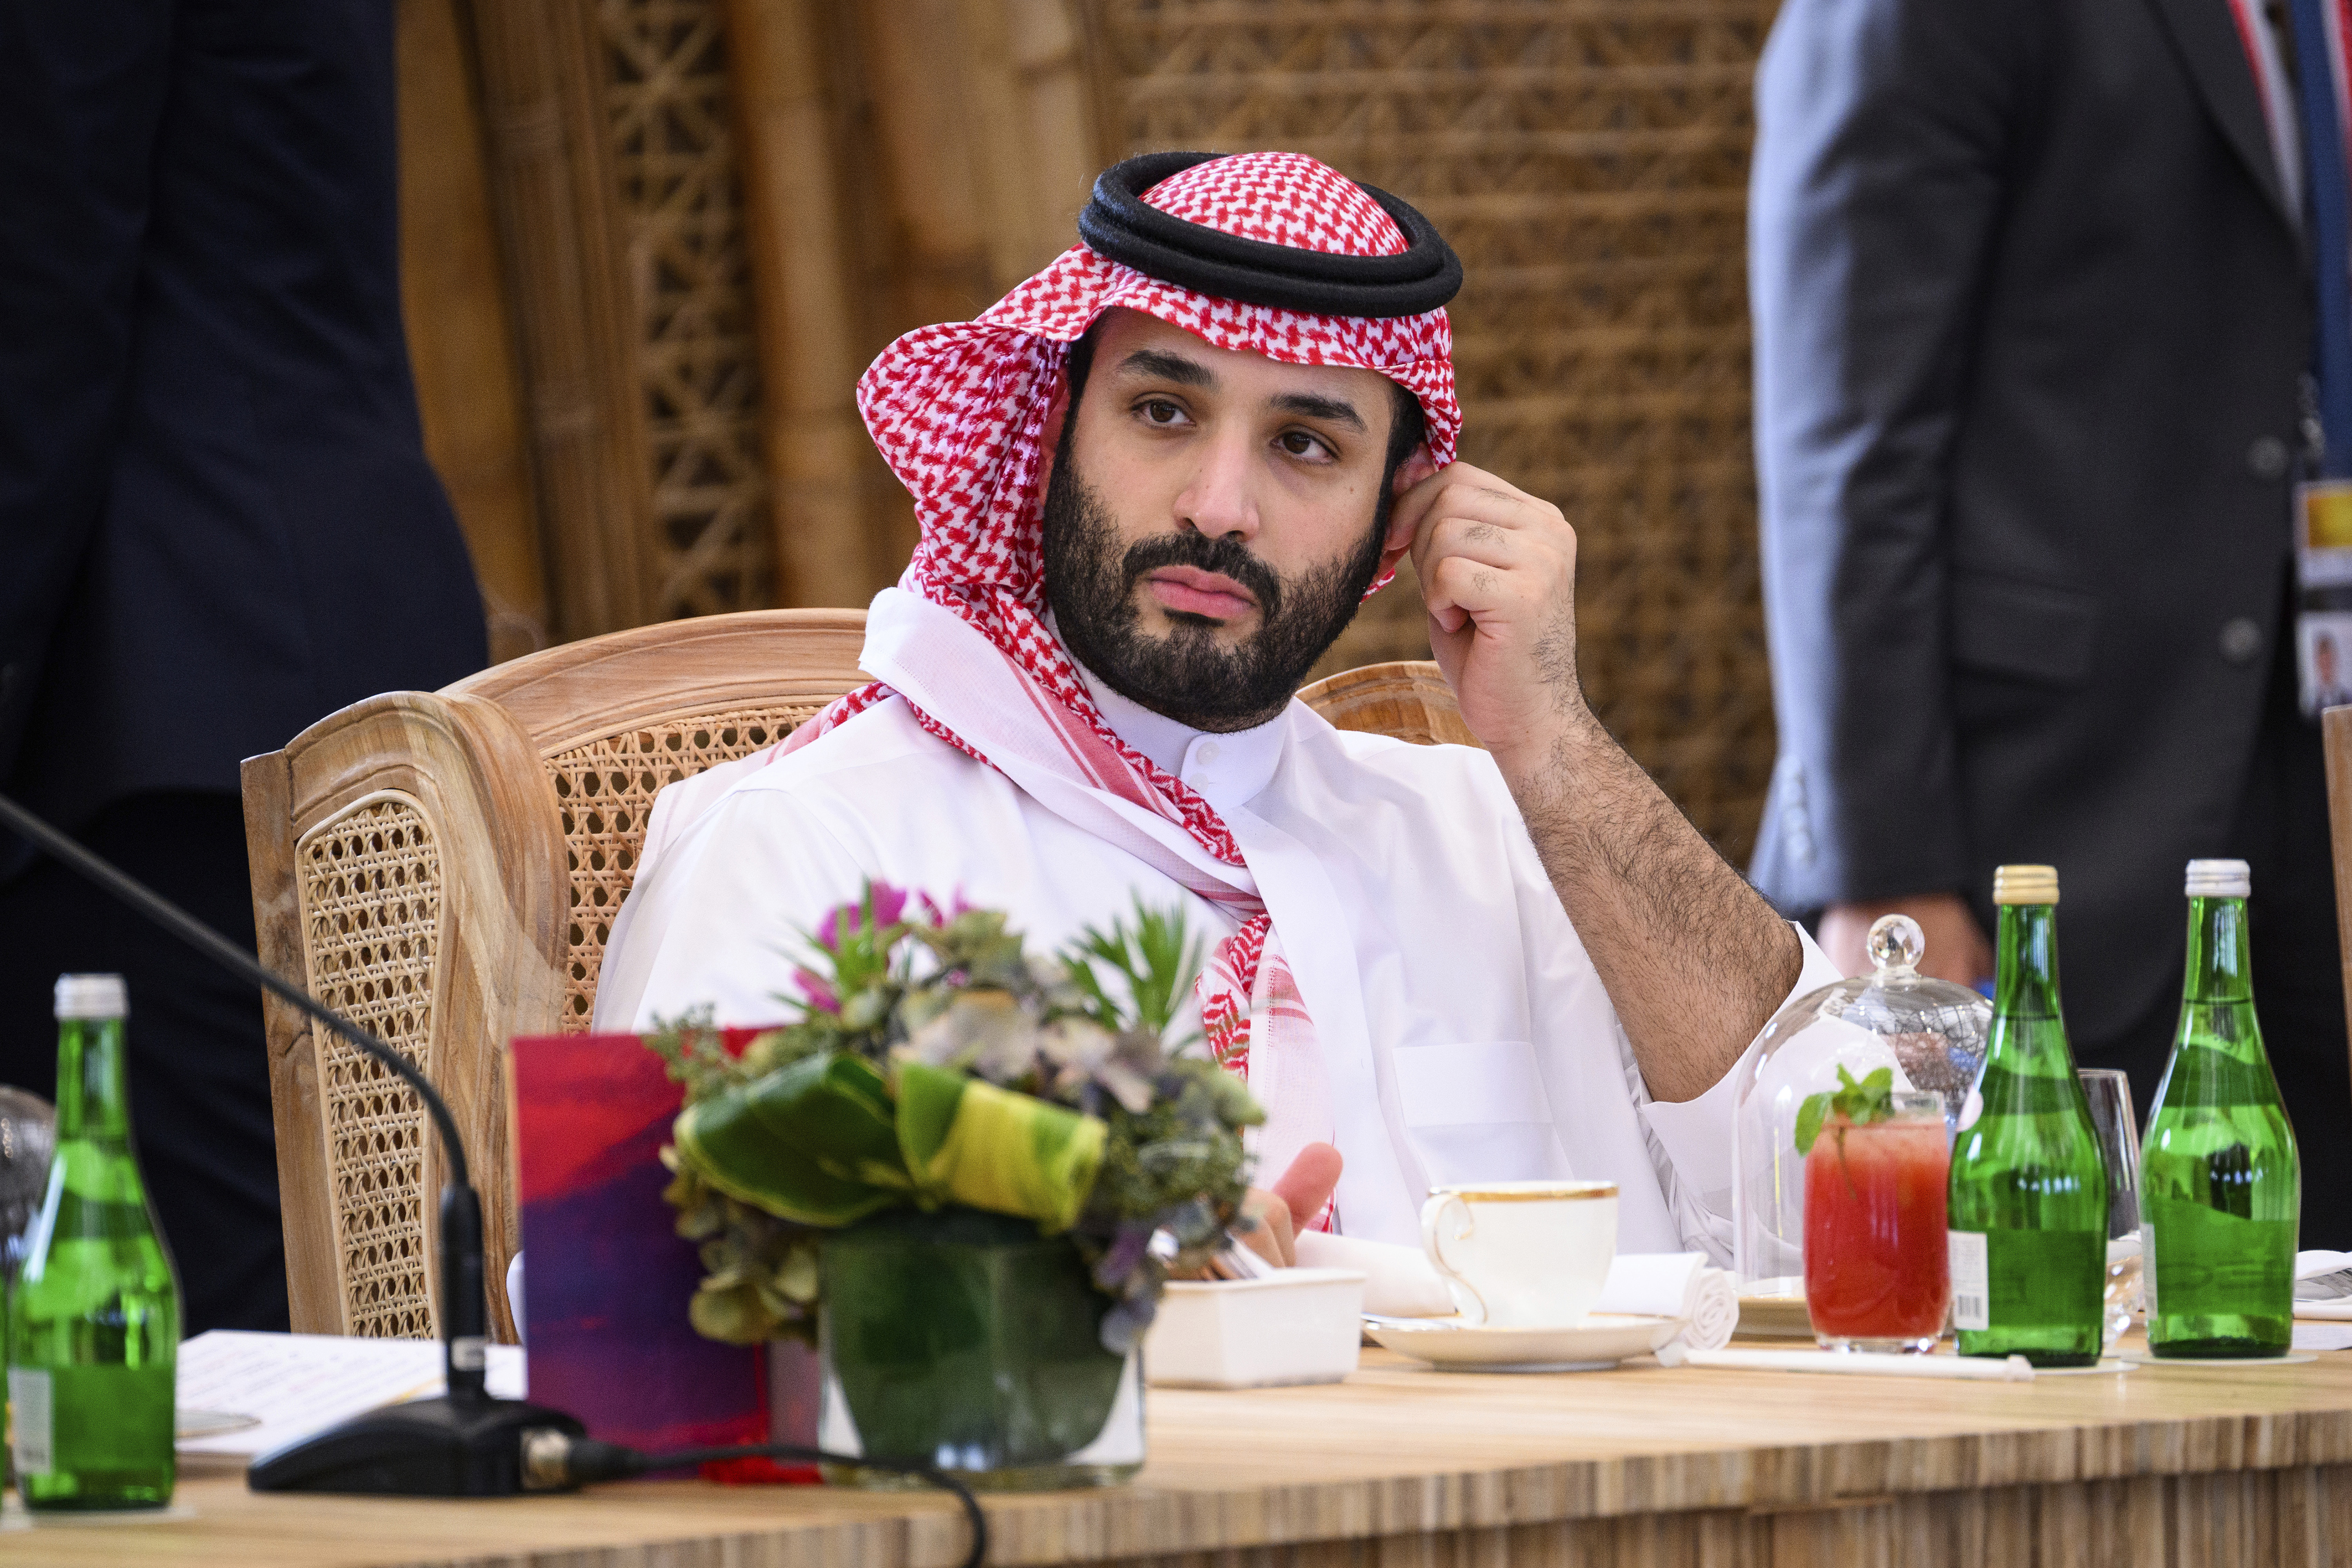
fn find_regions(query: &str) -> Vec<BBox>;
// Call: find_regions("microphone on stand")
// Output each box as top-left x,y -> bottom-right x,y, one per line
0,790 -> 993,1568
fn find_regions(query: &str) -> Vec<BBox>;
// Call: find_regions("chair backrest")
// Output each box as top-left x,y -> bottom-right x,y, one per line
242,631 -> 1475,1342
243,609 -> 867,1341
1297,659 -> 1483,749
443,610 -> 871,1032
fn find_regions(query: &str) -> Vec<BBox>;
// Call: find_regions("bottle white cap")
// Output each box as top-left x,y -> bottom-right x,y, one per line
2185,859 -> 2251,898
53,973 -> 128,1020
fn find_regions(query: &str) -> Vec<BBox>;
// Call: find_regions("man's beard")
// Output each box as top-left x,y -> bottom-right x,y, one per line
1041,439 -> 1388,732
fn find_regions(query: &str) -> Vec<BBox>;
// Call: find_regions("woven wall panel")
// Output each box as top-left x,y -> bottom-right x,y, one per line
295,794 -> 445,1339
1086,0 -> 1776,856
599,0 -> 777,619
547,706 -> 826,1029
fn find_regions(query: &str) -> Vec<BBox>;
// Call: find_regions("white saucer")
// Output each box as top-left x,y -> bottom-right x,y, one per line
1366,1313 -> 1683,1372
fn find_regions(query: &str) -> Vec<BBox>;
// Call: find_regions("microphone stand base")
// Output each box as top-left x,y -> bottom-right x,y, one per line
247,1395 -> 585,1497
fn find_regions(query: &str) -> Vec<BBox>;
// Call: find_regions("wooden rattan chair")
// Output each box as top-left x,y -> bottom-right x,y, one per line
1298,660 -> 1482,750
241,610 -> 868,1340
240,623 -> 1471,1342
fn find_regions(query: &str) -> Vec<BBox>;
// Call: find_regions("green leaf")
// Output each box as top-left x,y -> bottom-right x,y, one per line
688,1279 -> 775,1345
1794,1090 -> 1831,1156
1061,897 -> 1205,1040
1797,1060 -> 1907,1155
671,1051 -> 912,1226
895,1060 -> 1106,1232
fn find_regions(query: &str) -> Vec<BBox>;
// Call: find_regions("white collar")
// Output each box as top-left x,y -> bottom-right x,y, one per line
1049,616 -> 1288,809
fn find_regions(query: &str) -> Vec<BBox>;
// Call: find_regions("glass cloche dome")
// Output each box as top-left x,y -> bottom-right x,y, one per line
1731,914 -> 1991,1295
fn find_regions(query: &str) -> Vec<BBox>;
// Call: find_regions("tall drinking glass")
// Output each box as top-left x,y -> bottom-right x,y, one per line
1804,1091 -> 1952,1353
2078,1069 -> 2141,1351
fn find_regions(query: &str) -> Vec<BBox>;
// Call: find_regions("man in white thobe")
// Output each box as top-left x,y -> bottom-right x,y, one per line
595,151 -> 1840,1262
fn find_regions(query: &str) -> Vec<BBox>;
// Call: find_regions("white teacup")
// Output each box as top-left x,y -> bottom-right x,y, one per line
1419,1180 -> 1619,1327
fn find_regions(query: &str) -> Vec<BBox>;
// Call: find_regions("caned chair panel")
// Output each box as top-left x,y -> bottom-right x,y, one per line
447,609 -> 872,1034
244,610 -> 870,1340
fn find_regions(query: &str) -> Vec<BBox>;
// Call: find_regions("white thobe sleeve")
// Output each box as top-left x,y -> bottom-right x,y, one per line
592,790 -> 878,1033
1621,924 -> 1845,1263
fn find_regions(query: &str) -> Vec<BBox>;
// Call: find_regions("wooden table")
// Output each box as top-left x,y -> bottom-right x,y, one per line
7,1344 -> 2351,1568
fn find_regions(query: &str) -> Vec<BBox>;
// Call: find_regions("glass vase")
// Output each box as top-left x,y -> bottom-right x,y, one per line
816,1205 -> 1142,1490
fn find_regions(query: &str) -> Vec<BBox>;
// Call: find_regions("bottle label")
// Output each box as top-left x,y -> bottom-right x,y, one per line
1949,1230 -> 1991,1330
9,1367 -> 53,1475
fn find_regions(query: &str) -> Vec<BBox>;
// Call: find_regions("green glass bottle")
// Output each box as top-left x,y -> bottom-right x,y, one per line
6,975 -> 180,1509
2141,859 -> 2298,1357
1946,865 -> 2107,1366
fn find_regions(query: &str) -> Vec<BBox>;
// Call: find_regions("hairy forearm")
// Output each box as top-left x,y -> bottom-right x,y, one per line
1498,712 -> 1802,1103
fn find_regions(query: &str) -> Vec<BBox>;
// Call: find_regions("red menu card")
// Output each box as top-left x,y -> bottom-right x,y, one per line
509,1031 -> 774,1458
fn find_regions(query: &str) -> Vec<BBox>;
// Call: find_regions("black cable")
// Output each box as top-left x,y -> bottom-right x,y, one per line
0,791 -> 468,1189
544,1436 -> 987,1568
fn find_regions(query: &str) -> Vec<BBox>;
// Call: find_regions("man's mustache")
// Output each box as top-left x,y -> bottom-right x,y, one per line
1120,532 -> 1283,622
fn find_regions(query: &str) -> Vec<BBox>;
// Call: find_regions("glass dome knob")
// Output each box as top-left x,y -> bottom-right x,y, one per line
1866,913 -> 1925,973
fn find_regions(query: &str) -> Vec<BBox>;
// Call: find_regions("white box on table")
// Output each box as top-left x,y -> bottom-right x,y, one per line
1145,1267 -> 1366,1388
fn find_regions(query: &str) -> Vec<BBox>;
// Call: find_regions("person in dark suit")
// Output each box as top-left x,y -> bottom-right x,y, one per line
1747,0 -> 2349,1246
0,2 -> 488,1328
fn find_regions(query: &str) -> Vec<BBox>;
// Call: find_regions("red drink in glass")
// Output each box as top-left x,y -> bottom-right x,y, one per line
1803,1097 -> 1951,1352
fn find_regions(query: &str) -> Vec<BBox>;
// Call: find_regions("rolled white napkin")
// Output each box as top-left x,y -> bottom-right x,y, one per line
1294,1231 -> 1455,1316
1595,1252 -> 1739,1352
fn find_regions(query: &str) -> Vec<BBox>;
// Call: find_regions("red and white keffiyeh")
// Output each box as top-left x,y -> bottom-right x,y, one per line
778,152 -> 1461,1196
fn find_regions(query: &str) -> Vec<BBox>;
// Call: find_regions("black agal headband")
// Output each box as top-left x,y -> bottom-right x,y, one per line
1076,151 -> 1463,319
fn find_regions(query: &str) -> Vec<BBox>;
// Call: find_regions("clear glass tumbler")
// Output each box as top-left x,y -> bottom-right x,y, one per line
2077,1067 -> 2142,1352
1804,1091 -> 1952,1353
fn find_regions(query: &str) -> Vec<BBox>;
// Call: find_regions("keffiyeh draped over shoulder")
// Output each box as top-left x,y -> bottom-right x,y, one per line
773,151 -> 1463,1204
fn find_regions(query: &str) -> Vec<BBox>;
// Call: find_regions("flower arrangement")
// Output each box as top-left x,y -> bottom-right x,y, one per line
648,882 -> 1262,1354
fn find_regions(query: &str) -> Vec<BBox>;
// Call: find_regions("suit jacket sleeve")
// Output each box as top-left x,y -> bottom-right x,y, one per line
1746,0 -> 2038,910
0,6 -> 175,786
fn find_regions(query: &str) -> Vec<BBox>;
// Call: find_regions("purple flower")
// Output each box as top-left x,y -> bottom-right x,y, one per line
1091,1220 -> 1154,1291
819,882 -> 923,950
868,881 -> 910,929
916,887 -> 975,924
792,968 -> 840,1014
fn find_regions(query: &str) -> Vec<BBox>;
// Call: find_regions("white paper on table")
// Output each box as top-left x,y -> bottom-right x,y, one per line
2294,1250 -> 2352,1301
176,1330 -> 526,1458
2292,1321 -> 2352,1352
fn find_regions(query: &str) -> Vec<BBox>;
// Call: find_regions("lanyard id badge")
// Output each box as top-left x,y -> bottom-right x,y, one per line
2294,480 -> 2352,716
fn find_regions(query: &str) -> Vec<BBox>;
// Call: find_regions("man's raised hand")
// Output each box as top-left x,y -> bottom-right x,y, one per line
1391,459 -> 1584,762
1384,456 -> 1802,1103
1220,1142 -> 1344,1273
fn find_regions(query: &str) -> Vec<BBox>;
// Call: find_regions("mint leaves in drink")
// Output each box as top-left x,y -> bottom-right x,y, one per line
1795,1064 -> 1895,1156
